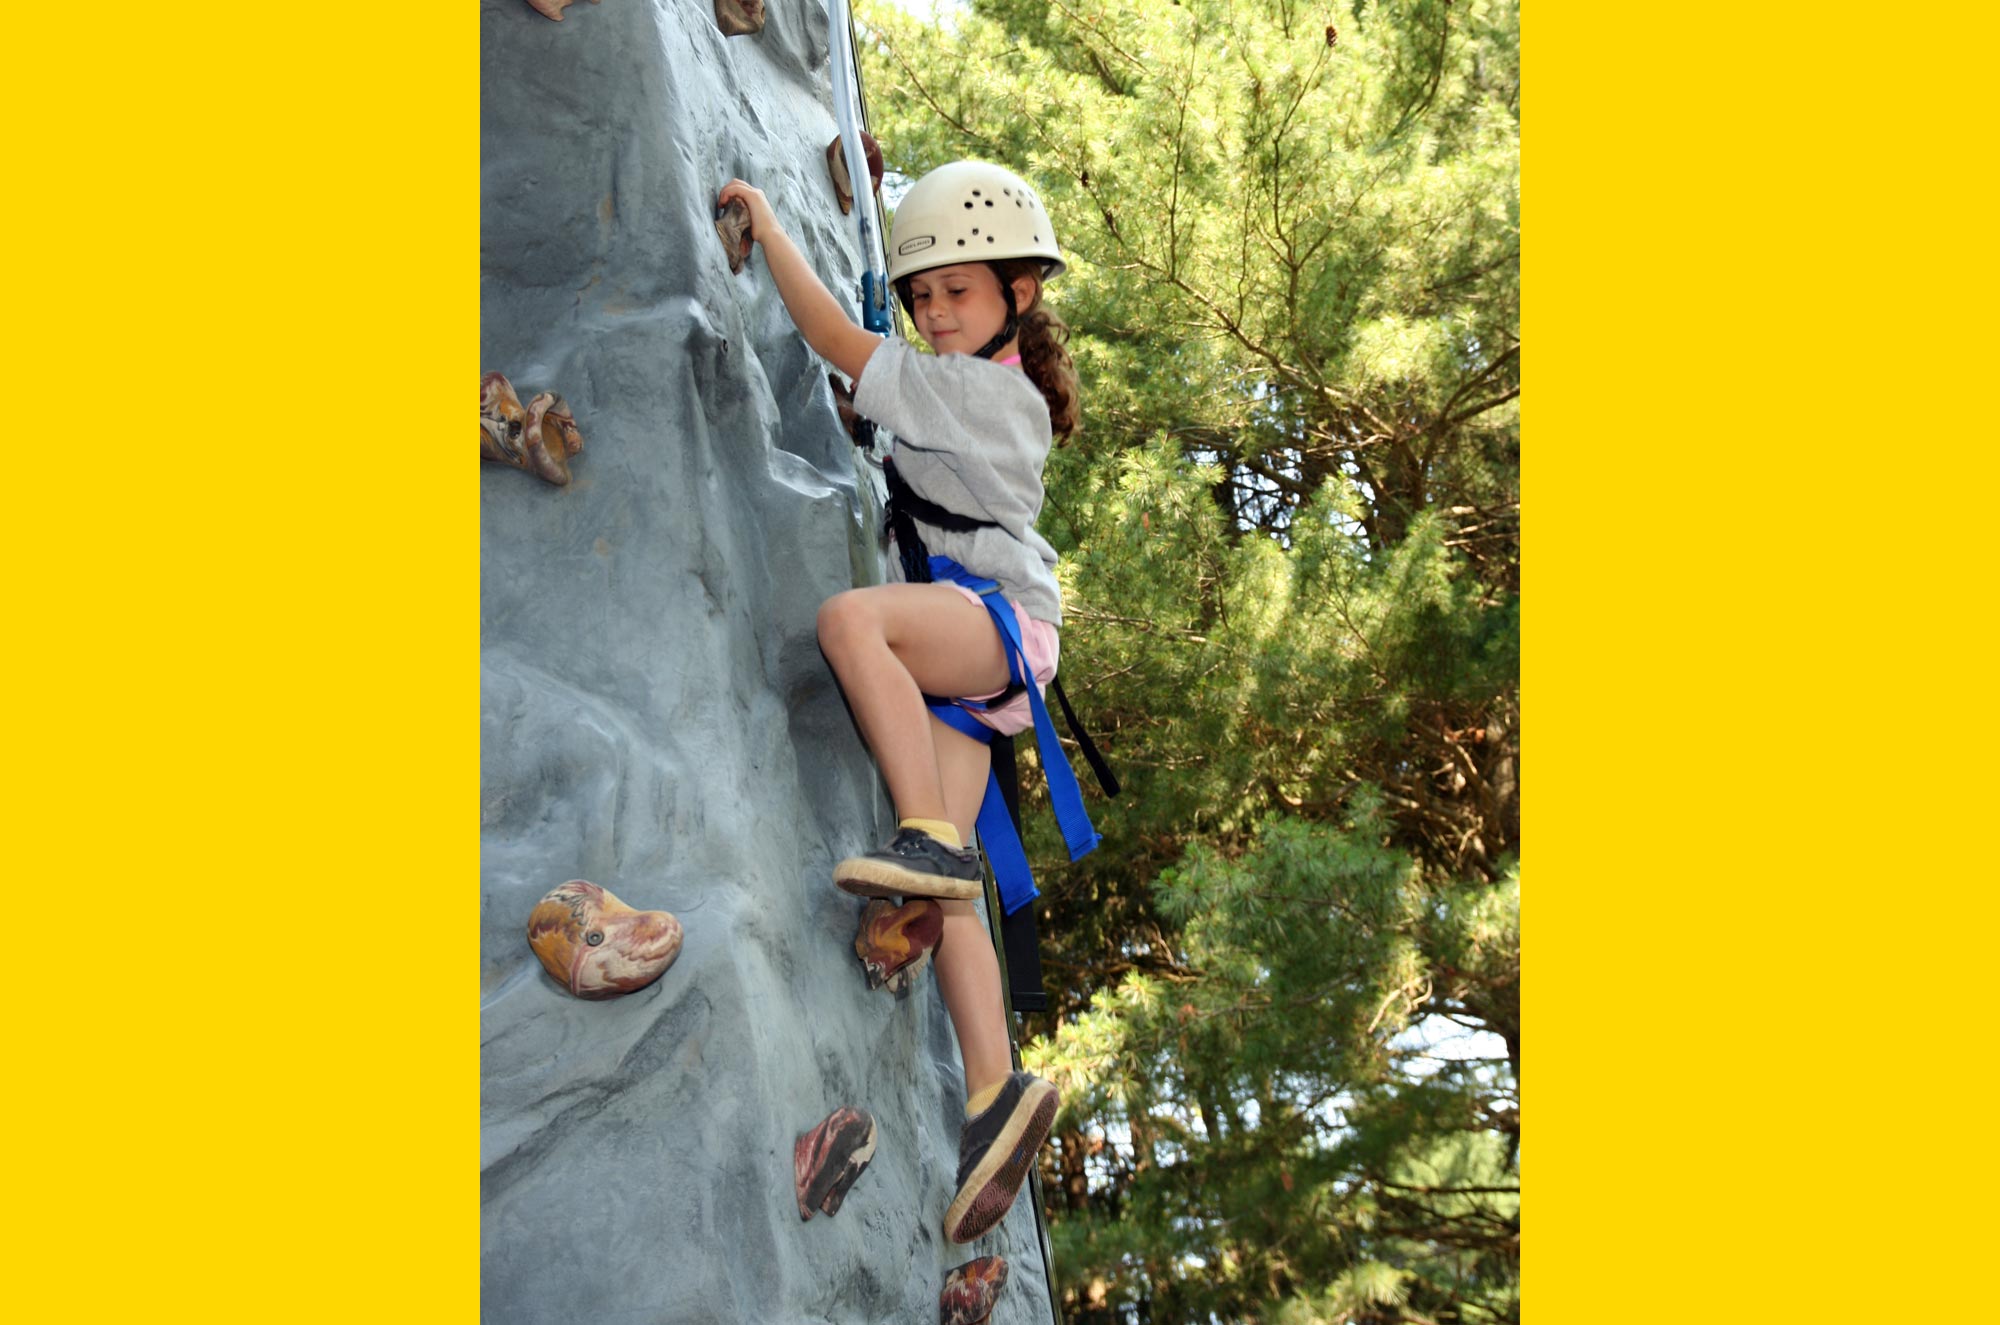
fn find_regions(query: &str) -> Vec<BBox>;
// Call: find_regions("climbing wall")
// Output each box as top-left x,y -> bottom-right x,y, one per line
480,2 -> 1056,1320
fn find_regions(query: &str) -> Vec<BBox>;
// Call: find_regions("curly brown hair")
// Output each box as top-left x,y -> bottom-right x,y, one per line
988,259 -> 1079,441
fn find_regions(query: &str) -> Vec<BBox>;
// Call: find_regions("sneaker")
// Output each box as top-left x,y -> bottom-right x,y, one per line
945,1072 -> 1059,1243
834,828 -> 984,901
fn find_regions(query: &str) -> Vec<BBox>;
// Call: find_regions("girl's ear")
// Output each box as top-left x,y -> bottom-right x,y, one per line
1010,271 -> 1040,311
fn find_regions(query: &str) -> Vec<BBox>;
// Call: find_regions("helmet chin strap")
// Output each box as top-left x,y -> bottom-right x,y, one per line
971,282 -> 1020,361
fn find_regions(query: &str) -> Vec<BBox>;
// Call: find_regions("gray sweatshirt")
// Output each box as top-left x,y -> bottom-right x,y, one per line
853,337 -> 1064,627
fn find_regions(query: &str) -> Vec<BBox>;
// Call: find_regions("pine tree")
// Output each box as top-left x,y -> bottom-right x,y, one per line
861,3 -> 1519,1319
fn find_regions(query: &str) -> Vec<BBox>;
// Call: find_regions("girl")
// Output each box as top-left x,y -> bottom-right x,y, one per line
716,160 -> 1075,1245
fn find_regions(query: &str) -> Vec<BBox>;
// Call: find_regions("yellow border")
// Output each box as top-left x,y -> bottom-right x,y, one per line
15,2 -> 1993,1319
7,8 -> 470,1320
1535,6 -> 2000,1317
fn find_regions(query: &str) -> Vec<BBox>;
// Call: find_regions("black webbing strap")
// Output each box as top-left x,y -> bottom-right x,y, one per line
1048,676 -> 1119,798
885,459 -> 995,539
997,681 -> 1119,1011
990,735 -> 1048,1012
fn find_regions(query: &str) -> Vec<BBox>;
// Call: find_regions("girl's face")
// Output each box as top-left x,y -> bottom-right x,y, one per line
906,264 -> 1028,356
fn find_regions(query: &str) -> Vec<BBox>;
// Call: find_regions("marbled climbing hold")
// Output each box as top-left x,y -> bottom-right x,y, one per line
482,372 -> 583,486
794,1106 -> 877,1220
525,880 -> 683,999
713,0 -> 764,37
824,130 -> 883,216
523,390 -> 584,485
853,897 -> 943,995
526,0 -> 598,21
939,1256 -> 1009,1325
715,197 -> 754,274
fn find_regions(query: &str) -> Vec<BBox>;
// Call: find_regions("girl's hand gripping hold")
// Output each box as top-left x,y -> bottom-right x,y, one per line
717,180 -> 781,246
716,178 -> 880,381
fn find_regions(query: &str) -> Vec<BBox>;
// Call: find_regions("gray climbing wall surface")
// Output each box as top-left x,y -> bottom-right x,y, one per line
480,2 -> 1057,1320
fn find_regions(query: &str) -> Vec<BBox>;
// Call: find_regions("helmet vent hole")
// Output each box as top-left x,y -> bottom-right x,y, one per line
964,201 -> 974,209
972,228 -> 979,235
957,239 -> 967,246
985,200 -> 994,206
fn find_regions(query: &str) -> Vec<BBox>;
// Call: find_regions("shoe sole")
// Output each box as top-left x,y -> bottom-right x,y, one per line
834,857 -> 982,902
945,1079 -> 1058,1244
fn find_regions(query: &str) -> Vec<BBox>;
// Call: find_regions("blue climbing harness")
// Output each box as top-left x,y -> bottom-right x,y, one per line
923,555 -> 1101,915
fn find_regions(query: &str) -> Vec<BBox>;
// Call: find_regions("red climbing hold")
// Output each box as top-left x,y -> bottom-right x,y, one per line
940,1256 -> 1009,1324
825,131 -> 884,215
794,1106 -> 878,1220
854,897 -> 944,994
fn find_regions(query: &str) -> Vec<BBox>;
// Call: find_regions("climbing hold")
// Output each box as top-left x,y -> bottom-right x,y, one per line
713,0 -> 765,37
525,0 -> 598,22
525,880 -> 683,999
824,130 -> 883,216
534,391 -> 586,461
854,897 -> 943,995
939,1256 -> 1009,1325
480,371 -> 527,461
482,372 -> 582,486
827,374 -> 876,449
715,197 -> 755,275
794,1106 -> 877,1220
521,390 -> 582,485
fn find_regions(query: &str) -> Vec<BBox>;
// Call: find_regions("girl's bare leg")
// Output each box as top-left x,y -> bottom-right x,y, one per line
931,715 -> 1013,1098
815,583 -> 1009,822
815,582 -> 1015,1098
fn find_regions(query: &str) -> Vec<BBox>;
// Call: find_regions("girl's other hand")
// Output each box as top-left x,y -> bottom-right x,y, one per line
718,180 -> 780,244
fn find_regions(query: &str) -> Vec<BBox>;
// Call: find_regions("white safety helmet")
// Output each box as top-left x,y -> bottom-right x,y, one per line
886,161 -> 1066,283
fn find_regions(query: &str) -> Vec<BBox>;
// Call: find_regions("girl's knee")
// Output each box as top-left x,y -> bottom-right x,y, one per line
816,589 -> 876,653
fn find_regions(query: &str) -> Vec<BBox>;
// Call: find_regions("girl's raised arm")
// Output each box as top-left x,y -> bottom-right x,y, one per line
717,179 -> 882,382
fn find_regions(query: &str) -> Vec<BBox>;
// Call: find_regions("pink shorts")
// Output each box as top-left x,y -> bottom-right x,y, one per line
943,586 -> 1060,737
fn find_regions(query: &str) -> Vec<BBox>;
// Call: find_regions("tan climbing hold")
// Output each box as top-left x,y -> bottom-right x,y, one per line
525,880 -> 683,999
482,372 -> 582,486
526,0 -> 598,22
715,197 -> 754,274
713,0 -> 764,37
